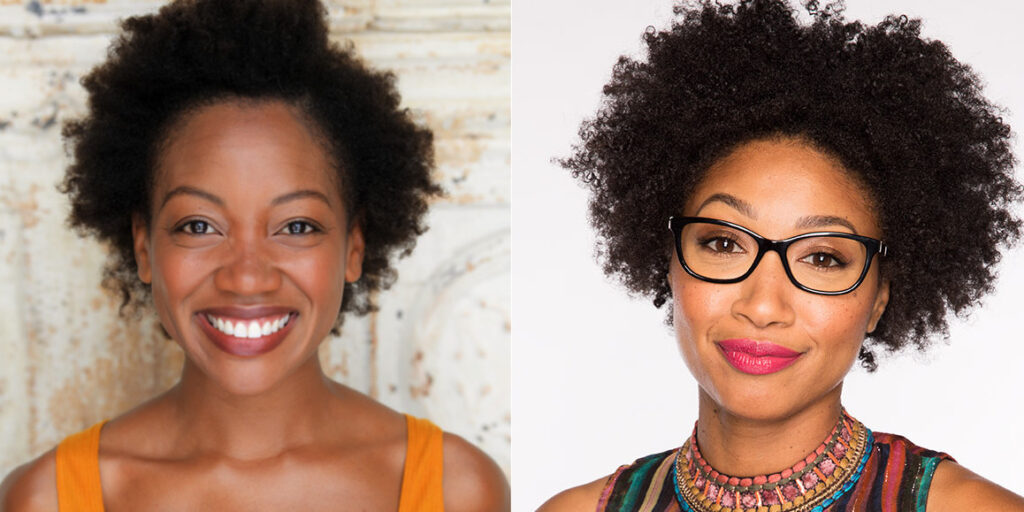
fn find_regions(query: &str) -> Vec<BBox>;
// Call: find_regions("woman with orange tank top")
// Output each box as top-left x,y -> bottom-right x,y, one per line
0,0 -> 508,509
54,415 -> 445,511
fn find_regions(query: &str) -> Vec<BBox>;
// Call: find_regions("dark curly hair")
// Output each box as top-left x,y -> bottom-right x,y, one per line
560,0 -> 1021,369
60,0 -> 441,329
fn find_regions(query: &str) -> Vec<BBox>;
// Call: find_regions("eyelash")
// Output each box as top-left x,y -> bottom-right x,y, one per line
173,219 -> 323,236
176,219 -> 216,235
281,220 -> 321,235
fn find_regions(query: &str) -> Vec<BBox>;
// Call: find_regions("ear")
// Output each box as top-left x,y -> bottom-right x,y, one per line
866,278 -> 889,334
132,213 -> 153,284
344,222 -> 365,283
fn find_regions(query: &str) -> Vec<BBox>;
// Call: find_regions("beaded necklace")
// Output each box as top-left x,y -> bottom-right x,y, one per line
672,410 -> 873,512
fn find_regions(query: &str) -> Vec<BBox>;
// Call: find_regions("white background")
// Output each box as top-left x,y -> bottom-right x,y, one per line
512,0 -> 1024,509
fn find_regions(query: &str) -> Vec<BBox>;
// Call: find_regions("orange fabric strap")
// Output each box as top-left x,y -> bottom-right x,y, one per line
55,420 -> 108,512
53,416 -> 439,510
398,414 -> 445,512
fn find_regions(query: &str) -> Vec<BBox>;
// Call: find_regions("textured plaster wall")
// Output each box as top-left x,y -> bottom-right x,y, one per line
0,0 -> 510,477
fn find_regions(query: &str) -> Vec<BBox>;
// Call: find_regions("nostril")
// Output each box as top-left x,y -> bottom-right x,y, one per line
213,257 -> 283,294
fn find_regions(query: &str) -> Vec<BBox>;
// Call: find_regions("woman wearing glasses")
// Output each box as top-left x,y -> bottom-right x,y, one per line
539,0 -> 1024,510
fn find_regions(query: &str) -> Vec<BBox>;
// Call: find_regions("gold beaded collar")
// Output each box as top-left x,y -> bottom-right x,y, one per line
672,411 -> 872,512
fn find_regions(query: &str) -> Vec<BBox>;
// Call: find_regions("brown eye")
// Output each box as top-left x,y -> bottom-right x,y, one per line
179,220 -> 213,235
701,236 -> 744,254
801,252 -> 845,268
283,221 -> 318,235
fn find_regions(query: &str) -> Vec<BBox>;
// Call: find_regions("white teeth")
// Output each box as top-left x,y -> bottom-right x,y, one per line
206,313 -> 292,338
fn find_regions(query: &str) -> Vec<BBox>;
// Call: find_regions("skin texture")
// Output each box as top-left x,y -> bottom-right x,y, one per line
539,139 -> 1023,511
59,0 -> 442,323
0,101 -> 509,511
670,138 -> 887,476
560,0 -> 1022,371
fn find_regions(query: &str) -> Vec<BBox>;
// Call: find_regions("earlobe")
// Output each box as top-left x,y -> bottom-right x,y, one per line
132,214 -> 153,284
867,278 -> 890,334
344,223 -> 365,283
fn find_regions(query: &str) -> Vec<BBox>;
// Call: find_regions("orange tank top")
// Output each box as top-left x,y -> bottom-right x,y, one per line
55,414 -> 444,511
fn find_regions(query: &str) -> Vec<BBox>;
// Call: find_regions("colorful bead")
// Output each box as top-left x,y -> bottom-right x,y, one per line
721,491 -> 735,507
673,410 -> 872,512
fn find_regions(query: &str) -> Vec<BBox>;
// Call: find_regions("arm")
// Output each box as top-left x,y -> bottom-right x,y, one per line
926,460 -> 1024,511
442,433 -> 510,512
0,450 -> 58,512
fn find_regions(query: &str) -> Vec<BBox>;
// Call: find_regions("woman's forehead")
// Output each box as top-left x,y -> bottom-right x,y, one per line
152,101 -> 342,209
685,139 -> 881,237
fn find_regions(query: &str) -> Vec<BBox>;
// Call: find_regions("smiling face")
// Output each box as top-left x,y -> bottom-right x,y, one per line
132,100 -> 364,395
670,137 -> 889,421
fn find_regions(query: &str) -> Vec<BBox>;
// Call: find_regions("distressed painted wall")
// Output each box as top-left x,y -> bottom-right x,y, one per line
0,0 -> 510,477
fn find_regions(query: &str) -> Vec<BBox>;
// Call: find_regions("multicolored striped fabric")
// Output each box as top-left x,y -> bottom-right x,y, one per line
596,432 -> 953,511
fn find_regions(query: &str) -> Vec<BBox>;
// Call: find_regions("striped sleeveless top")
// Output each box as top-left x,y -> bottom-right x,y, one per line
55,414 -> 445,511
596,432 -> 953,511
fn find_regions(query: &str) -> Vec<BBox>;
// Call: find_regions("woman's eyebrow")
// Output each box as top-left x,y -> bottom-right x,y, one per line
694,193 -> 755,218
160,186 -> 223,210
271,189 -> 332,207
795,214 -> 858,234
158,187 -> 332,211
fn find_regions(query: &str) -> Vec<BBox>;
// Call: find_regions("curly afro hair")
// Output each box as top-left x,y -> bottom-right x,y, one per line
60,0 -> 441,328
560,0 -> 1021,369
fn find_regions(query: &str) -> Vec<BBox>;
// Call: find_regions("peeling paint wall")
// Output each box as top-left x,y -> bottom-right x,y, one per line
0,0 -> 510,477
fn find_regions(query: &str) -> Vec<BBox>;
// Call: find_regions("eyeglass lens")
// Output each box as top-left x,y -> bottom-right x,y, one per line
679,222 -> 868,293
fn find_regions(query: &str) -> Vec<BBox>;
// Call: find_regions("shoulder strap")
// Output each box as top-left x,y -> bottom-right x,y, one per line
398,414 -> 445,512
596,449 -> 680,512
55,420 -> 108,512
831,432 -> 954,511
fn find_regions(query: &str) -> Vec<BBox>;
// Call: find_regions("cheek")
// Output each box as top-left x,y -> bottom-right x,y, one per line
278,244 -> 347,315
149,245 -> 212,339
152,249 -> 210,288
670,268 -> 731,374
800,293 -> 871,364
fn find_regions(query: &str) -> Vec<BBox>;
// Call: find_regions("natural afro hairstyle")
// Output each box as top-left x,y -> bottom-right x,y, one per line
60,0 -> 441,328
560,0 -> 1021,369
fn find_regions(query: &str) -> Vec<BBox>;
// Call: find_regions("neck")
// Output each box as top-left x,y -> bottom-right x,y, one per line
694,385 -> 843,477
165,355 -> 339,461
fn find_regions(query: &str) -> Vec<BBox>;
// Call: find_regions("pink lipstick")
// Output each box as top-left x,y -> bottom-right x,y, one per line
717,338 -> 803,375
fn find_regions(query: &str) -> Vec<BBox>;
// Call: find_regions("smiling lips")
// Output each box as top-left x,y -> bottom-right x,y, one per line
717,338 -> 803,375
196,308 -> 297,357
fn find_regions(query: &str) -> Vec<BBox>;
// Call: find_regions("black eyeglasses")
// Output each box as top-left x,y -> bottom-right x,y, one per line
668,216 -> 888,295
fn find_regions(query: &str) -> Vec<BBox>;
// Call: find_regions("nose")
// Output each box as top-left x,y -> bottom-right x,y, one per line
213,233 -> 282,296
730,250 -> 796,328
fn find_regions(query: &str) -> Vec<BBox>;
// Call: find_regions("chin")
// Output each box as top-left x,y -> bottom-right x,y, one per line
705,374 -> 807,422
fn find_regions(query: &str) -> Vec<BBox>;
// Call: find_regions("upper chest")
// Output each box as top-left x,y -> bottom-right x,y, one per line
97,444 -> 405,511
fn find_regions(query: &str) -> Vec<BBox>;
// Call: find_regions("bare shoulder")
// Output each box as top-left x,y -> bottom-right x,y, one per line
926,460 -> 1024,511
537,475 -> 610,512
441,432 -> 510,512
0,449 -> 58,512
324,379 -> 407,438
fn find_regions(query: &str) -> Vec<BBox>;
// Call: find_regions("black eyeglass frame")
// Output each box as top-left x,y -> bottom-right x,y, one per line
667,216 -> 889,296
